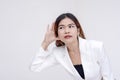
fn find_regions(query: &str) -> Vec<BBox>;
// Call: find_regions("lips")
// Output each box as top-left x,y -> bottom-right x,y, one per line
64,35 -> 72,39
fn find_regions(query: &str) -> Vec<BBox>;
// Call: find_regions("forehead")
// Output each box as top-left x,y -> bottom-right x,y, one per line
58,17 -> 75,26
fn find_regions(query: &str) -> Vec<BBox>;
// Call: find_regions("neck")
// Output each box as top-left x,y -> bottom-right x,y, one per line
66,39 -> 80,54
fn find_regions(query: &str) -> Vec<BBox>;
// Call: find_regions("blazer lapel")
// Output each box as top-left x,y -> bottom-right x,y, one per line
54,46 -> 74,75
79,37 -> 87,79
55,37 -> 87,80
64,46 -> 80,76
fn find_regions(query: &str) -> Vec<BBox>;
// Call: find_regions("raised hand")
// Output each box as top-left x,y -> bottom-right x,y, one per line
42,23 -> 59,50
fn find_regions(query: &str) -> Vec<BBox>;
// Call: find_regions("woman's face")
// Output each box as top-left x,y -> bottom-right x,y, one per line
57,17 -> 79,44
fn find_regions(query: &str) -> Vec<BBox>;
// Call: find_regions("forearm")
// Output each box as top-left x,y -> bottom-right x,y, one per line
41,40 -> 50,51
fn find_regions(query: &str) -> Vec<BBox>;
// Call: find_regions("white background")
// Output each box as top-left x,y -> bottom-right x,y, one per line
0,0 -> 120,80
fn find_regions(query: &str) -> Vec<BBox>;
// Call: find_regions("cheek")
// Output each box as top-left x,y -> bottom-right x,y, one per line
58,31 -> 64,39
72,29 -> 78,35
71,30 -> 78,39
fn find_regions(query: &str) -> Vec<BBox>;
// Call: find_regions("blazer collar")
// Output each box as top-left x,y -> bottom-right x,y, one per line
60,37 -> 87,79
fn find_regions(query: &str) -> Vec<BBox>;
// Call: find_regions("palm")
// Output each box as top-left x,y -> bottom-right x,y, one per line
44,23 -> 59,44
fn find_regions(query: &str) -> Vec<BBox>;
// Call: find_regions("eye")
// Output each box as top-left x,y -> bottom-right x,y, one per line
69,25 -> 75,28
58,26 -> 64,30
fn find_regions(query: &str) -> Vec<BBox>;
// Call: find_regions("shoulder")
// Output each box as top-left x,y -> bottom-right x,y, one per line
85,39 -> 105,59
47,41 -> 65,53
79,37 -> 104,53
82,39 -> 105,60
48,41 -> 65,52
81,38 -> 104,49
53,45 -> 66,52
51,46 -> 66,58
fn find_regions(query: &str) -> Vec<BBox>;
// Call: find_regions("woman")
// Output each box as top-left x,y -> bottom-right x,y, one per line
30,13 -> 114,80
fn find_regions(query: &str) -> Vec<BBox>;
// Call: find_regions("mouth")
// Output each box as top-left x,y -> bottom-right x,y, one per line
64,35 -> 72,39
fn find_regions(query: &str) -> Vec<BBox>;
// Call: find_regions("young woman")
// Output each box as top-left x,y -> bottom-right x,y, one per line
30,13 -> 114,80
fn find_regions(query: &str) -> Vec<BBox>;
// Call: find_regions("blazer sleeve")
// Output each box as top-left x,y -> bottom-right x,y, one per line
30,46 -> 58,72
98,42 -> 115,80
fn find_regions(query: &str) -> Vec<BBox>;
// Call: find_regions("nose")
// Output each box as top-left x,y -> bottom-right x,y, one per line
64,27 -> 70,34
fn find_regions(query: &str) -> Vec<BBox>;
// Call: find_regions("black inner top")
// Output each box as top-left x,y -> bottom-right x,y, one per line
74,64 -> 85,79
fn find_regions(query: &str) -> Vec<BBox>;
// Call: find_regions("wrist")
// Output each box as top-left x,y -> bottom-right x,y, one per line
41,40 -> 49,50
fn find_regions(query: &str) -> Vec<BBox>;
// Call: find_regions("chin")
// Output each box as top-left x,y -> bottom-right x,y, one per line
64,39 -> 74,44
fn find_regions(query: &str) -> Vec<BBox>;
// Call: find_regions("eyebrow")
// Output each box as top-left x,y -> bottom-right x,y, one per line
58,23 -> 75,27
58,24 -> 65,27
68,23 -> 75,26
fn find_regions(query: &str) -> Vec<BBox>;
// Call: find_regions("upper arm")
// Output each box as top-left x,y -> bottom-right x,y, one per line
97,42 -> 114,80
30,46 -> 58,72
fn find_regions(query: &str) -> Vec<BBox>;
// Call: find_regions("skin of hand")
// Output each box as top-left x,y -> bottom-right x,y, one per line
42,23 -> 59,50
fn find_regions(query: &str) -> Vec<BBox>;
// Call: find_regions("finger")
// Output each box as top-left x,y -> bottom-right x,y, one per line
47,24 -> 49,31
50,22 -> 55,31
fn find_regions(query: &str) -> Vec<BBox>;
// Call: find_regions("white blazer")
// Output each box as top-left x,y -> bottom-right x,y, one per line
30,37 -> 114,80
